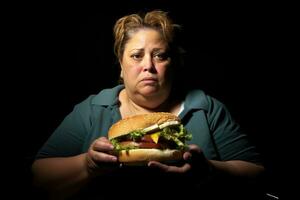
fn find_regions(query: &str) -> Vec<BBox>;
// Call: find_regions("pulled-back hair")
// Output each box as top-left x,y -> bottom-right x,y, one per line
113,10 -> 181,61
113,10 -> 186,91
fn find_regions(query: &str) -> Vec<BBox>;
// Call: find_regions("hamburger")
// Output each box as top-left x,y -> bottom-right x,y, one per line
108,112 -> 192,165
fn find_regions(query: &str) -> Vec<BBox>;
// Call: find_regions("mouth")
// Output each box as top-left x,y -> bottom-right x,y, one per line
141,77 -> 158,84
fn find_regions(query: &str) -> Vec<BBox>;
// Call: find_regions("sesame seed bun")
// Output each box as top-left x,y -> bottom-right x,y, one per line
108,112 -> 184,165
108,112 -> 181,140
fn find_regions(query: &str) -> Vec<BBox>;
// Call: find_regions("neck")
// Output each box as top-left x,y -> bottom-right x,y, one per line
127,96 -> 166,115
120,89 -> 181,117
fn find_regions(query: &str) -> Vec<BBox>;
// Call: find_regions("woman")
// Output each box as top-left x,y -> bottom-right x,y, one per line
32,10 -> 264,199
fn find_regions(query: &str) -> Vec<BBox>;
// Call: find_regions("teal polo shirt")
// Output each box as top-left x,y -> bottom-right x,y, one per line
36,85 -> 261,164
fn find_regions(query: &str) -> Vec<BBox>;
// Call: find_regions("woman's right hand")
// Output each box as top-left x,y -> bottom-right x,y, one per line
86,136 -> 119,177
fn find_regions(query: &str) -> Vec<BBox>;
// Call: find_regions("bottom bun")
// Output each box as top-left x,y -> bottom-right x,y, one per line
118,149 -> 183,166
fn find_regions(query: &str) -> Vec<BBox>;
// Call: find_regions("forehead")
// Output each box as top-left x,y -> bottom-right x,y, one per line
125,28 -> 167,50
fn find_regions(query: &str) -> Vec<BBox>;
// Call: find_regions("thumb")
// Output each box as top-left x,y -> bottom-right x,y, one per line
188,144 -> 202,154
183,151 -> 192,161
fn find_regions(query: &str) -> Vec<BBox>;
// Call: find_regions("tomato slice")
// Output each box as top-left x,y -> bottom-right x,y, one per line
119,141 -> 139,148
138,142 -> 161,149
119,139 -> 161,149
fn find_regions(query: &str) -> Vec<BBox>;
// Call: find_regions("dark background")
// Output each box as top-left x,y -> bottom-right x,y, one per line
14,1 -> 297,199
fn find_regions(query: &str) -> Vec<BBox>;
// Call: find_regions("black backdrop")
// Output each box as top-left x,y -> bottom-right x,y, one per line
17,1 -> 297,199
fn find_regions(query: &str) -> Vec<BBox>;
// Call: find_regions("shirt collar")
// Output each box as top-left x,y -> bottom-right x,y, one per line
184,89 -> 209,111
178,89 -> 208,120
91,85 -> 208,111
91,85 -> 124,106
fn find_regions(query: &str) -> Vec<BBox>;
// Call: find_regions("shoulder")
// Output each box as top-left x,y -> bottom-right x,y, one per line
185,89 -> 224,111
185,89 -> 217,110
75,85 -> 124,108
71,85 -> 123,116
90,85 -> 124,106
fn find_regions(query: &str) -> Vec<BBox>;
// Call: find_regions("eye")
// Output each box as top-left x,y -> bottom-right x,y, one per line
153,53 -> 169,62
130,54 -> 143,61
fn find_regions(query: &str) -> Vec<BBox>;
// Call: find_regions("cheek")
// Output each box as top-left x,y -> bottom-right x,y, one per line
157,64 -> 170,76
124,65 -> 142,77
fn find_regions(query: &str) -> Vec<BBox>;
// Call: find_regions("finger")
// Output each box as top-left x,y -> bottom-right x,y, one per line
98,136 -> 110,142
148,161 -> 191,173
148,161 -> 169,171
183,151 -> 192,161
186,144 -> 211,173
186,144 -> 205,162
92,139 -> 114,152
188,144 -> 202,154
90,150 -> 118,163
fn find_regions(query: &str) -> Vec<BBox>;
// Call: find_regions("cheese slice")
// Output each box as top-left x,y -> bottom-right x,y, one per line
150,132 -> 160,144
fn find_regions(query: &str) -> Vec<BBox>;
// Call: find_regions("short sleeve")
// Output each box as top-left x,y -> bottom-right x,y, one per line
35,96 -> 94,159
207,97 -> 262,164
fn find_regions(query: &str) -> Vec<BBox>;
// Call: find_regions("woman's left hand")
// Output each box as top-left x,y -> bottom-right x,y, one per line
147,144 -> 213,176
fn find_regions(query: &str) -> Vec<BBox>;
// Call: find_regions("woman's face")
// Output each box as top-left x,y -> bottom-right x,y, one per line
120,29 -> 172,98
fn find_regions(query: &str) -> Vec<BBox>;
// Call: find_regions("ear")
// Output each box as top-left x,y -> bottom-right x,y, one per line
120,69 -> 124,78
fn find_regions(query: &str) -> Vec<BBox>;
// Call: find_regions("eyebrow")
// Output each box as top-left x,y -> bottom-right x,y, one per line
129,48 -> 144,53
129,48 -> 165,53
152,48 -> 166,52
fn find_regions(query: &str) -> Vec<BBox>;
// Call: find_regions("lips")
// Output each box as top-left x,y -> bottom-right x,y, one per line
140,77 -> 158,85
141,77 -> 158,82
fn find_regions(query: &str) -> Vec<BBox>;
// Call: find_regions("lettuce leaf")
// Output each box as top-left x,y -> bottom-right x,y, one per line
110,124 -> 192,151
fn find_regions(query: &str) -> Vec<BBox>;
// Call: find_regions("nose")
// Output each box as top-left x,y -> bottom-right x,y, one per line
142,55 -> 155,72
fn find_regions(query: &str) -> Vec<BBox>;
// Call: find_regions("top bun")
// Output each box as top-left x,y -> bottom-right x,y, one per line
108,112 -> 181,140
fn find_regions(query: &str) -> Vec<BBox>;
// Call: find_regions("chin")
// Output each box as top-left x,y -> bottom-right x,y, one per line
139,86 -> 161,96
